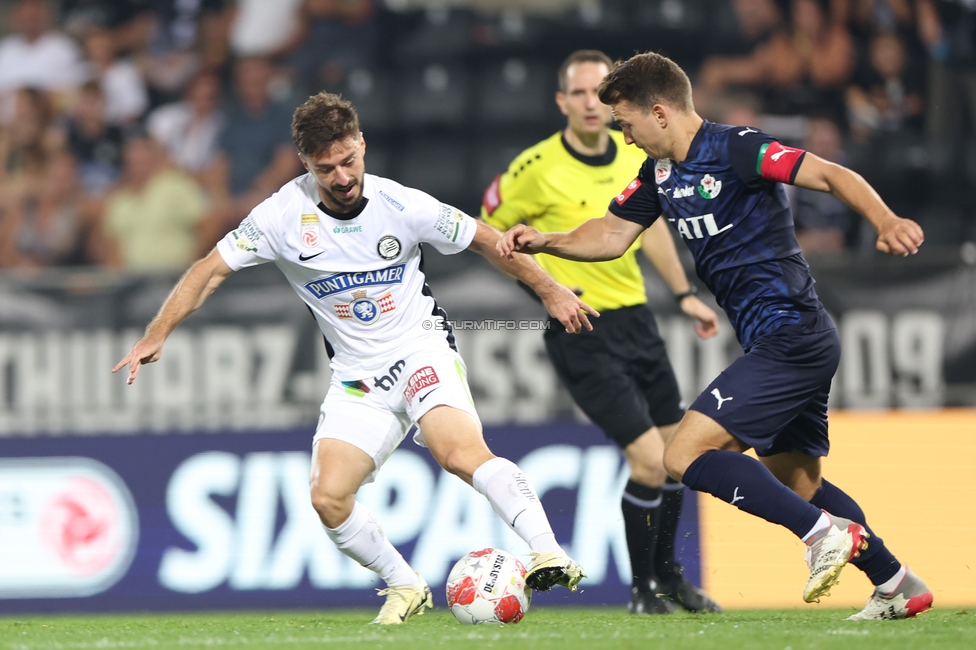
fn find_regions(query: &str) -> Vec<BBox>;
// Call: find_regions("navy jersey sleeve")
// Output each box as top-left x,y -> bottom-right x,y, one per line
727,128 -> 807,189
606,161 -> 662,228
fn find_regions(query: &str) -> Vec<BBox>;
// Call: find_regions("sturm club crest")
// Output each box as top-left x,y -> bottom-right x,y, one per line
377,235 -> 401,260
334,289 -> 396,324
697,174 -> 722,199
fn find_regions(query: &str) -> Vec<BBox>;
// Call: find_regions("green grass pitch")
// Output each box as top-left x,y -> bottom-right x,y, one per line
2,607 -> 974,650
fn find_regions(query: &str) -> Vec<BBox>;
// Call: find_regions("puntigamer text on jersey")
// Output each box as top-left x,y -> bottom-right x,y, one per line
303,264 -> 406,299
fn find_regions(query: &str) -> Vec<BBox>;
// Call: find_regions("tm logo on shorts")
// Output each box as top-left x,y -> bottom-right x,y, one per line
373,360 -> 406,391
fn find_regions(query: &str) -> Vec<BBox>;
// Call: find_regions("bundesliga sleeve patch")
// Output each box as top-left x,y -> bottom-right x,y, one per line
482,175 -> 501,215
615,178 -> 642,205
758,141 -> 806,184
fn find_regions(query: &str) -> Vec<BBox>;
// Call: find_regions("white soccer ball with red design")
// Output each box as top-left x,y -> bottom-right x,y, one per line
445,548 -> 532,625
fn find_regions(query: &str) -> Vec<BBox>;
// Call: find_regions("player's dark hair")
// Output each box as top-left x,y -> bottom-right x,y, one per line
557,50 -> 613,93
598,52 -> 694,113
291,92 -> 361,158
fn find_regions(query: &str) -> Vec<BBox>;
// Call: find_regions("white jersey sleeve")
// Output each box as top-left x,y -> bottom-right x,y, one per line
216,196 -> 283,270
405,188 -> 477,255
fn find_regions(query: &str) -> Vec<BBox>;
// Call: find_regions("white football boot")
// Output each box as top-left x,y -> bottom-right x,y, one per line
525,551 -> 585,592
369,573 -> 433,625
847,567 -> 933,620
803,512 -> 870,603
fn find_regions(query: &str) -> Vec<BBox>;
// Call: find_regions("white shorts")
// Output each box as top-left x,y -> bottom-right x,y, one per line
312,342 -> 481,484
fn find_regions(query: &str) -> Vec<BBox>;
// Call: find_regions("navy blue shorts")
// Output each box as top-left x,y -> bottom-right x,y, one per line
689,310 -> 840,458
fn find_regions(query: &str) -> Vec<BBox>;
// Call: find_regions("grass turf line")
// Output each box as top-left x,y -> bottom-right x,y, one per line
1,607 -> 974,650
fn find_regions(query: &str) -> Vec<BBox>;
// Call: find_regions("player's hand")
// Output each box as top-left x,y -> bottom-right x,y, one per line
876,216 -> 924,257
680,295 -> 720,339
497,224 -> 546,259
112,336 -> 164,385
538,282 -> 600,333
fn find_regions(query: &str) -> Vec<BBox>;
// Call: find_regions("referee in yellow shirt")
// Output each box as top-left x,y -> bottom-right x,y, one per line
481,51 -> 721,615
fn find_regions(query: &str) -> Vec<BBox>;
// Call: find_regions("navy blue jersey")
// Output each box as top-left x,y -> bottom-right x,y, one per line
609,121 -> 824,351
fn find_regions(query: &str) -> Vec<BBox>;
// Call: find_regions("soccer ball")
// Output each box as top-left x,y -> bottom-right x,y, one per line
445,548 -> 532,625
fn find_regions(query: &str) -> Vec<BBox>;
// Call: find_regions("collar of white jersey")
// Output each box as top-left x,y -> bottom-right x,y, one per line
304,174 -> 370,221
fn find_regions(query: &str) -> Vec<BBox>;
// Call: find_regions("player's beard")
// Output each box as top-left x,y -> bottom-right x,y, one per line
322,177 -> 364,213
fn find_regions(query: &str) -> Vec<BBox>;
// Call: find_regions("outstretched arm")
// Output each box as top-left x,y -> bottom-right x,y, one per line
468,219 -> 599,333
793,153 -> 924,256
640,218 -> 720,339
496,211 -> 645,262
112,248 -> 235,384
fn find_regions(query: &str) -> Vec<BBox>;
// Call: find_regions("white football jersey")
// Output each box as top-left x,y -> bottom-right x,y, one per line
216,173 -> 477,379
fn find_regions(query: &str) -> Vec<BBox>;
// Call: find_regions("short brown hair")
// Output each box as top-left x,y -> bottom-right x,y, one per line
291,92 -> 361,157
557,50 -> 613,93
597,52 -> 693,113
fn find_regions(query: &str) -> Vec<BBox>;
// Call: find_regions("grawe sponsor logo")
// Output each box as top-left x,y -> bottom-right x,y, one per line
0,458 -> 138,598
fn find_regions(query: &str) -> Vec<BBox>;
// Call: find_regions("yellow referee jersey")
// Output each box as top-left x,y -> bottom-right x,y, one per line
481,130 -> 648,312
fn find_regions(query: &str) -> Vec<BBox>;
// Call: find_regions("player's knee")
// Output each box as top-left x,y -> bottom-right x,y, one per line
626,456 -> 667,486
433,445 -> 493,484
435,447 -> 465,476
662,438 -> 692,482
309,484 -> 353,529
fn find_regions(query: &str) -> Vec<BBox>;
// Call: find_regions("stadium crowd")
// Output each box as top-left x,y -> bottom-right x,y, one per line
0,0 -> 972,270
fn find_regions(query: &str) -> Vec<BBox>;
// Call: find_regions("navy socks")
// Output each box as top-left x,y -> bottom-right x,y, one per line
810,479 -> 902,585
682,449 -> 823,539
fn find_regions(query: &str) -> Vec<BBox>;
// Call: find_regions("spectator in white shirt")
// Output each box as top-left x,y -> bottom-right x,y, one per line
229,0 -> 304,58
81,27 -> 149,125
146,69 -> 224,174
0,0 -> 86,120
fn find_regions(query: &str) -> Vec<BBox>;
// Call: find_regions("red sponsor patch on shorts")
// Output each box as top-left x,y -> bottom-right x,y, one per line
404,366 -> 440,403
482,175 -> 502,215
615,178 -> 642,205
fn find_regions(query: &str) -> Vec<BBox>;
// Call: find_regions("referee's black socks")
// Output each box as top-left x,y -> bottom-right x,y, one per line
655,477 -> 685,581
622,479 -> 663,591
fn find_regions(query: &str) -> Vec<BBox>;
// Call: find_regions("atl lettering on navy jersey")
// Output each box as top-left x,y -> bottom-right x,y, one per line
609,121 -> 823,351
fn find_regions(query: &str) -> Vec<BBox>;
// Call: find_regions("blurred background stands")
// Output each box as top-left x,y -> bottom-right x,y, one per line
0,0 -> 974,271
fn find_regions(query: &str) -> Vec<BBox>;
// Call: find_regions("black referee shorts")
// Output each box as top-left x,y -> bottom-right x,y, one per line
544,304 -> 684,449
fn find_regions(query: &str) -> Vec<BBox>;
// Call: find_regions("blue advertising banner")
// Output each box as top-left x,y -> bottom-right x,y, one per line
0,424 -> 700,613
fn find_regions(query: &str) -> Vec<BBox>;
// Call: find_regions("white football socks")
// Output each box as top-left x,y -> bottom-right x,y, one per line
472,457 -> 562,554
877,564 -> 907,595
324,501 -> 417,587
801,511 -> 831,543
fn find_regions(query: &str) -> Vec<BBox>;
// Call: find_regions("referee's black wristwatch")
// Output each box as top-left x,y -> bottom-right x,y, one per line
674,286 -> 698,304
